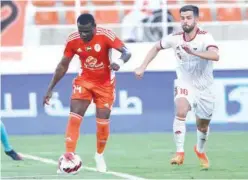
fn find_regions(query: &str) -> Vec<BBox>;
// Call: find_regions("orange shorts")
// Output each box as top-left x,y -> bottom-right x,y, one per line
71,78 -> 115,109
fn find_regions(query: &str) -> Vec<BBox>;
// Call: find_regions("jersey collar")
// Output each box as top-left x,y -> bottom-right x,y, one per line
183,28 -> 200,42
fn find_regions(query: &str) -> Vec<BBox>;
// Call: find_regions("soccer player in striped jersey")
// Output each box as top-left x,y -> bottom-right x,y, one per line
135,5 -> 219,170
43,13 -> 131,173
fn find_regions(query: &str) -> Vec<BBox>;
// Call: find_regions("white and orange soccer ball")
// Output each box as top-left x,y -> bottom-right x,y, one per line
57,153 -> 82,175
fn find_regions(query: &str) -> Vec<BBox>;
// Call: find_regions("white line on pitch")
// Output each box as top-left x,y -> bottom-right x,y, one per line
17,153 -> 146,180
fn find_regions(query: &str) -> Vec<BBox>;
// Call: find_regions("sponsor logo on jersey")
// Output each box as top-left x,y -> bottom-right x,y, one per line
84,56 -> 104,70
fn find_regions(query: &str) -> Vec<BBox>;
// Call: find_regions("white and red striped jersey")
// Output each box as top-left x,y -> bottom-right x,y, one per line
160,28 -> 218,90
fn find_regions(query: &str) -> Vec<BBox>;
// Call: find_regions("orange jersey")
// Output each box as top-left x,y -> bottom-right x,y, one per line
64,27 -> 124,86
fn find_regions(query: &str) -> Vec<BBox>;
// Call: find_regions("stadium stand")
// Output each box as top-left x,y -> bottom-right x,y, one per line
216,7 -> 242,21
23,0 -> 248,45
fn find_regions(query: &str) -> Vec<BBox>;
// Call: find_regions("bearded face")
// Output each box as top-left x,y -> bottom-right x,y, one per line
180,11 -> 197,33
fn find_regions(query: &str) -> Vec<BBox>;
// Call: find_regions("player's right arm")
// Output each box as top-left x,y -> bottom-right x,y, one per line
135,35 -> 173,79
43,40 -> 75,105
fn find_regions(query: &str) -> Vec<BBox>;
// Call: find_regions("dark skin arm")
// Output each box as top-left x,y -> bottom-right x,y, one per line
43,56 -> 72,105
109,46 -> 132,71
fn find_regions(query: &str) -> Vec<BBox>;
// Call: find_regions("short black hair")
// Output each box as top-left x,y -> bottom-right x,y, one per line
180,5 -> 199,17
77,13 -> 96,26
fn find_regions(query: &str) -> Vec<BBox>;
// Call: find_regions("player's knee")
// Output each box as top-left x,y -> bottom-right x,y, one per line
96,108 -> 111,119
175,99 -> 190,118
97,112 -> 110,119
176,111 -> 187,119
70,99 -> 90,117
70,108 -> 85,117
175,107 -> 188,119
198,126 -> 208,133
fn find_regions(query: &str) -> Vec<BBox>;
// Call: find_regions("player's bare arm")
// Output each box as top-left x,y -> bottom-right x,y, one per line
110,46 -> 131,71
182,44 -> 219,61
43,56 -> 72,105
134,42 -> 161,79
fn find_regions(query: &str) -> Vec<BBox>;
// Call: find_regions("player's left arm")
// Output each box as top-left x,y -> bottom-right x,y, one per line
182,33 -> 219,61
110,45 -> 131,71
104,30 -> 131,71
190,46 -> 219,61
115,45 -> 132,64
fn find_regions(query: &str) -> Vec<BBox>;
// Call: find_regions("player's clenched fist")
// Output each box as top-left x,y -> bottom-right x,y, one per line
109,62 -> 120,71
134,67 -> 145,79
43,90 -> 53,105
109,58 -> 124,71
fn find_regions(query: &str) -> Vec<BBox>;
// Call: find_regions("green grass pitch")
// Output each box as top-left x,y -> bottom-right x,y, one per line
1,132 -> 248,179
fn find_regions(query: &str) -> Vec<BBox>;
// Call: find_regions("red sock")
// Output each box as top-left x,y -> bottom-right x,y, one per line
96,118 -> 110,154
65,112 -> 82,152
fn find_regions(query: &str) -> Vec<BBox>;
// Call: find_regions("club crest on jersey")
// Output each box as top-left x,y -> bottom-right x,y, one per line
94,44 -> 101,52
85,46 -> 92,52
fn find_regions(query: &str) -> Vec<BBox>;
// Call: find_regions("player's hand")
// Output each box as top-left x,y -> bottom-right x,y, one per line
43,90 -> 53,106
134,67 -> 145,79
109,63 -> 120,71
181,44 -> 194,55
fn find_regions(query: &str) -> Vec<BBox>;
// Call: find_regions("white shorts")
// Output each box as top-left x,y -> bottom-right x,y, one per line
174,79 -> 215,120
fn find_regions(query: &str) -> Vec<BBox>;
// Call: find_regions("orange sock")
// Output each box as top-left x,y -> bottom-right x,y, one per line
65,112 -> 83,152
96,118 -> 110,154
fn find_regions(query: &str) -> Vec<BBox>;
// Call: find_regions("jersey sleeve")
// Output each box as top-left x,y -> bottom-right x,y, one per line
103,29 -> 124,49
204,33 -> 218,50
160,34 -> 174,49
63,40 -> 75,59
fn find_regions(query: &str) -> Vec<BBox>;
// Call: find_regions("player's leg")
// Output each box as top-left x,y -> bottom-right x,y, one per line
171,80 -> 193,165
65,80 -> 92,154
96,107 -> 111,155
94,107 -> 110,172
58,99 -> 91,174
196,117 -> 210,154
93,84 -> 115,172
171,97 -> 190,165
194,117 -> 210,169
65,99 -> 91,154
1,121 -> 12,152
193,90 -> 214,169
0,121 -> 22,160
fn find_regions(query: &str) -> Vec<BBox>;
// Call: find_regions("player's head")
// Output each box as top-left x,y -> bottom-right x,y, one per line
77,13 -> 96,42
179,5 -> 199,33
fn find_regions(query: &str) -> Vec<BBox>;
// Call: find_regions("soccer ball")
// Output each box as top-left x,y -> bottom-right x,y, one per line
57,153 -> 82,174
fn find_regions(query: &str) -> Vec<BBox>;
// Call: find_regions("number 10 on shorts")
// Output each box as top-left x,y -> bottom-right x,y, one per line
175,87 -> 188,96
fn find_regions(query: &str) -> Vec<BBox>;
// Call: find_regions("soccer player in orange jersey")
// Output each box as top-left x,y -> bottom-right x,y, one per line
43,13 -> 131,172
